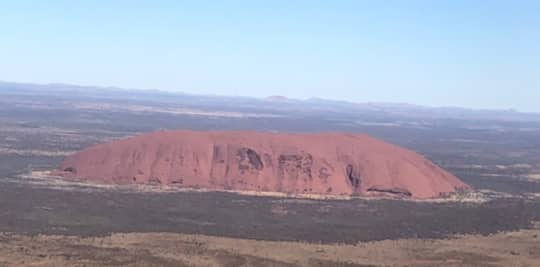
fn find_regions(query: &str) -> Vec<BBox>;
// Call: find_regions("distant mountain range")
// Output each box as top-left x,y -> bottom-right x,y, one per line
1,81 -> 538,122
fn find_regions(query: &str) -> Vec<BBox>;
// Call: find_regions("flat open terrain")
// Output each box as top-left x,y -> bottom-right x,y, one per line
2,177 -> 540,243
1,85 -> 540,266
1,225 -> 540,267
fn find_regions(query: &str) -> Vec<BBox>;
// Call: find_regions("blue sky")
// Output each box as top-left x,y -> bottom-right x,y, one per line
1,1 -> 539,111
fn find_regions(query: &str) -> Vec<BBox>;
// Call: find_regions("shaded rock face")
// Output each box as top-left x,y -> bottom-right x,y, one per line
58,130 -> 471,199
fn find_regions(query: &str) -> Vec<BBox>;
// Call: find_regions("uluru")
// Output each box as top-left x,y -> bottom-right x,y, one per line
58,130 -> 471,199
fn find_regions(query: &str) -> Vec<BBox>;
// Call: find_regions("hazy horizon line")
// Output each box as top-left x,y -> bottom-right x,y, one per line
0,79 -> 534,114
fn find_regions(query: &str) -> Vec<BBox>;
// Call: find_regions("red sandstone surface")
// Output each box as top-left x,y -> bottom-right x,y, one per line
58,130 -> 471,199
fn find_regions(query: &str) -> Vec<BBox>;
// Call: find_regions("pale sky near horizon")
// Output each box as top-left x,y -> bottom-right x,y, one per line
0,1 -> 539,111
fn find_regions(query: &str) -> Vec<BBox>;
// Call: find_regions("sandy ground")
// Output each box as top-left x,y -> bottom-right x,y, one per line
20,171 -> 501,203
1,223 -> 539,267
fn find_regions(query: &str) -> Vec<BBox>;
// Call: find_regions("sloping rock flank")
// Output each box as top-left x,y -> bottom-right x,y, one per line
58,130 -> 470,199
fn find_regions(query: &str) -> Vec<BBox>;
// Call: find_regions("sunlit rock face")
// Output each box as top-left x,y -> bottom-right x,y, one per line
58,130 -> 471,199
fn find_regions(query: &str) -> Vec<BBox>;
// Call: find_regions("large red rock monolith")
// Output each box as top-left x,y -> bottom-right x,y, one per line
58,130 -> 470,199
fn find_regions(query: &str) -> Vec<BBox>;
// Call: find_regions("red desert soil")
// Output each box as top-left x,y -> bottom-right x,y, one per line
58,130 -> 470,199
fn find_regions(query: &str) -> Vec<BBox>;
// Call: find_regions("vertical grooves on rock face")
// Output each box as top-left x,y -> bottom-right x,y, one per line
346,164 -> 361,192
209,144 -> 218,185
